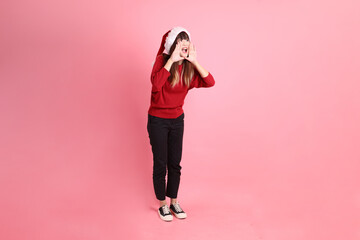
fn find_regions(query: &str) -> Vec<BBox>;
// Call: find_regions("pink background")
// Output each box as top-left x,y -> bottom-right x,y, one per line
1,0 -> 360,239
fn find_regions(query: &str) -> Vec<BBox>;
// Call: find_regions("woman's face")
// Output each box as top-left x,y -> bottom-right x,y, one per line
176,38 -> 190,56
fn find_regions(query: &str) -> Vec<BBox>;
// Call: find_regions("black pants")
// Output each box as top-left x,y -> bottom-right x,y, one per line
147,113 -> 185,201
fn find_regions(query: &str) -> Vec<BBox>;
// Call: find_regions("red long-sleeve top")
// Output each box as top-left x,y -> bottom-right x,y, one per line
148,55 -> 215,119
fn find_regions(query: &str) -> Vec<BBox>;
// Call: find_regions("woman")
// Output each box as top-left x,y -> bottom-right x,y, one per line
147,26 -> 215,221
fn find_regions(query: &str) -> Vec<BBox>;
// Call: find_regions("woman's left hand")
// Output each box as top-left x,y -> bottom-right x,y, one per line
185,42 -> 197,63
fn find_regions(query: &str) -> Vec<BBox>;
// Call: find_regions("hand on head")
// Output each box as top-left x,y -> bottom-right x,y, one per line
171,40 -> 196,63
185,42 -> 196,63
170,41 -> 185,62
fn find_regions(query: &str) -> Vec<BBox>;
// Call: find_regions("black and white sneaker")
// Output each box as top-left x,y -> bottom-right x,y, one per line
158,204 -> 173,221
170,202 -> 187,219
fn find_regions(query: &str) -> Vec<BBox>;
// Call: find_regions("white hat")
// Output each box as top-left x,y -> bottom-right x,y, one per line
164,27 -> 191,54
152,26 -> 191,66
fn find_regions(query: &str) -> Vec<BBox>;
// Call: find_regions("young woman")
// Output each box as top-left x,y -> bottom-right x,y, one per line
147,26 -> 215,221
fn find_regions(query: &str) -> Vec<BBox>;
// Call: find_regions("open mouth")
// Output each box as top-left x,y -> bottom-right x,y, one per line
181,47 -> 188,53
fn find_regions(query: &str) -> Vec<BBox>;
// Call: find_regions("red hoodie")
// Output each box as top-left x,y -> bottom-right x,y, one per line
148,55 -> 215,119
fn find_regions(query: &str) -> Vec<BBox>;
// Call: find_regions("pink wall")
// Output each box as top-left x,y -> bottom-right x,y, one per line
1,0 -> 359,239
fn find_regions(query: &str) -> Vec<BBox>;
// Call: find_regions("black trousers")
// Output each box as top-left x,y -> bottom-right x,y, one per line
147,112 -> 185,201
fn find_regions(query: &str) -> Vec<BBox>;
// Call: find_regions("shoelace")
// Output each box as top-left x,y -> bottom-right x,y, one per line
172,202 -> 183,212
162,205 -> 170,215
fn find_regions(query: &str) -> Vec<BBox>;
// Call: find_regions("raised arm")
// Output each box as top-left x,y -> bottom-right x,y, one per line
185,42 -> 215,89
151,41 -> 185,92
150,56 -> 171,92
189,69 -> 215,89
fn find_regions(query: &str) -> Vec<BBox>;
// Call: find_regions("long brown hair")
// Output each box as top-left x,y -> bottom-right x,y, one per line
162,31 -> 194,88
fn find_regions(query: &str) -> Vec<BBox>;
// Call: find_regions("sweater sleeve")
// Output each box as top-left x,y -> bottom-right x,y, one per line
189,70 -> 215,89
150,55 -> 171,92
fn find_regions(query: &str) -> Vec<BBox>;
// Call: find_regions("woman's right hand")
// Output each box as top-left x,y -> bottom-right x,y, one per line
170,41 -> 185,62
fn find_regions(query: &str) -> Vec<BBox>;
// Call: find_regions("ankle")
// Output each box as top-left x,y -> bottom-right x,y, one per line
159,200 -> 167,207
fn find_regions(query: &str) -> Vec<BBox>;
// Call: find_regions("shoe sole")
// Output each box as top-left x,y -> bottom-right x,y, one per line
158,209 -> 173,221
170,209 -> 187,219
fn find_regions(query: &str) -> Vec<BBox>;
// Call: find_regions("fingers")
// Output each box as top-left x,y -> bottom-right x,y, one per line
173,41 -> 185,60
190,42 -> 195,52
172,43 -> 180,56
176,41 -> 183,52
181,41 -> 186,52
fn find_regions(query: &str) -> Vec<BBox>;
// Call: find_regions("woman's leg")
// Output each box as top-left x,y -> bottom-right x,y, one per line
166,113 -> 184,200
147,115 -> 170,203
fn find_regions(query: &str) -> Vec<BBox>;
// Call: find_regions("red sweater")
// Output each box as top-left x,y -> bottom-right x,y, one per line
148,55 -> 215,119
